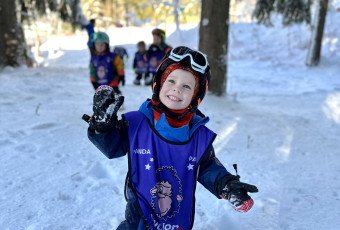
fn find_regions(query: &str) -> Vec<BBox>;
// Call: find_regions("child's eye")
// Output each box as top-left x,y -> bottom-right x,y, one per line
167,79 -> 175,84
183,85 -> 191,90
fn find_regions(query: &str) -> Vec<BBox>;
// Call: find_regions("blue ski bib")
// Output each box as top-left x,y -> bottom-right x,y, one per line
91,52 -> 117,85
148,45 -> 165,74
134,52 -> 148,74
123,111 -> 216,230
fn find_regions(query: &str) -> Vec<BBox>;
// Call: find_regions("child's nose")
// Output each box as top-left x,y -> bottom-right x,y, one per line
172,85 -> 181,93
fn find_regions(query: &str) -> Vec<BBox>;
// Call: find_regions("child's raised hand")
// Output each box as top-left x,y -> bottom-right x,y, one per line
88,85 -> 124,133
220,176 -> 258,213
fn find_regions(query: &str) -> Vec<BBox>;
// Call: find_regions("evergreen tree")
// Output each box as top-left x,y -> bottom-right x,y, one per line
252,0 -> 275,26
0,0 -> 83,68
253,0 -> 311,26
253,0 -> 328,66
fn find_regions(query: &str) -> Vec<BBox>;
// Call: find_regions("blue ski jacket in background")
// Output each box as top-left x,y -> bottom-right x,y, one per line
83,24 -> 95,48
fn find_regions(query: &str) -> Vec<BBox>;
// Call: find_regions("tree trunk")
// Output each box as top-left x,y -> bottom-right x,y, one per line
199,0 -> 230,96
173,0 -> 180,31
306,0 -> 329,66
71,0 -> 80,32
124,2 -> 129,26
0,0 -> 27,67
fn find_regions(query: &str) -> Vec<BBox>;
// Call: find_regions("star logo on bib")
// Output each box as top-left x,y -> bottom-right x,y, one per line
145,163 -> 151,170
187,163 -> 194,170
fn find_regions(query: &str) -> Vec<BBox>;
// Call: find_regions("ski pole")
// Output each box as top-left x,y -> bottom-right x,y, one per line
233,164 -> 240,178
82,114 -> 91,123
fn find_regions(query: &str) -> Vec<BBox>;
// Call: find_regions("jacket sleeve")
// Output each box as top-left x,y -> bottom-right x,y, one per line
87,121 -> 128,159
89,62 -> 97,83
197,145 -> 231,198
113,55 -> 125,77
83,24 -> 90,32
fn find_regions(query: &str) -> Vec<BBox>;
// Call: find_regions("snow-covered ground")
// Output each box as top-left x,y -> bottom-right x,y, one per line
1,10 -> 340,230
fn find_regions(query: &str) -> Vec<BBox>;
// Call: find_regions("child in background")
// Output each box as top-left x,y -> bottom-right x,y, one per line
146,28 -> 172,86
83,19 -> 96,56
86,46 -> 258,230
113,46 -> 128,86
89,32 -> 125,93
113,46 -> 129,64
133,41 -> 148,85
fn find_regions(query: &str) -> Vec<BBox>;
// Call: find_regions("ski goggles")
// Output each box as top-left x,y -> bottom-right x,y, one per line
91,32 -> 108,42
168,46 -> 208,74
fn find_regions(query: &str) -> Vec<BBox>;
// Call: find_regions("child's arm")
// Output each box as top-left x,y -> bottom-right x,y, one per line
83,24 -> 91,32
198,146 -> 258,213
88,124 -> 127,159
197,146 -> 230,197
89,62 -> 98,89
113,55 -> 125,76
113,55 -> 125,86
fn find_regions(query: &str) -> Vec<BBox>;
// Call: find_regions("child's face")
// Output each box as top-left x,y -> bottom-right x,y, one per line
138,44 -> 145,52
159,69 -> 196,110
153,35 -> 162,45
94,42 -> 106,53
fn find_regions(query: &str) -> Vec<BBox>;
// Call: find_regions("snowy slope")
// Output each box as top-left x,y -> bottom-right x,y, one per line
1,10 -> 340,230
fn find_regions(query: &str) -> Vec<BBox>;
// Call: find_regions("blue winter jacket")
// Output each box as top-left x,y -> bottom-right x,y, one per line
88,101 -> 230,229
83,24 -> 95,48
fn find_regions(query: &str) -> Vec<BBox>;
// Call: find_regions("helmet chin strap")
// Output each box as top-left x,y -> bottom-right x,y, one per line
177,107 -> 197,120
152,101 -> 197,120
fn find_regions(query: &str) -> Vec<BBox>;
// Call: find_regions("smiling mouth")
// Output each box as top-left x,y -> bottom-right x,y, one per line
167,95 -> 181,102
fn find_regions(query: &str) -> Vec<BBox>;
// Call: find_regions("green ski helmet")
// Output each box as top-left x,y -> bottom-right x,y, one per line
91,32 -> 110,45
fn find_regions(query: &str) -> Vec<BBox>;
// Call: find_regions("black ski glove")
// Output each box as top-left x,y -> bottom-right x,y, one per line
219,174 -> 258,213
88,85 -> 124,133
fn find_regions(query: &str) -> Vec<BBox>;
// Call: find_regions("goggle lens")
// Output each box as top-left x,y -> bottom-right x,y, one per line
91,33 -> 105,41
169,46 -> 208,74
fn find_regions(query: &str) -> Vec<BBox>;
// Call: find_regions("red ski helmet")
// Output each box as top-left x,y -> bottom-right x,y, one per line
152,46 -> 211,119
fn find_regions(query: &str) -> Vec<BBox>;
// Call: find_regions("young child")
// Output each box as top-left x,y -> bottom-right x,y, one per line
86,46 -> 258,230
83,19 -> 96,56
146,28 -> 172,86
113,46 -> 129,64
133,41 -> 148,85
89,32 -> 125,93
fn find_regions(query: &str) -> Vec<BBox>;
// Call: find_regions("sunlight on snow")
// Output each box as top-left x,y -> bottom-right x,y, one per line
214,118 -> 240,154
47,50 -> 65,59
322,92 -> 340,124
275,127 -> 294,162
323,36 -> 338,53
